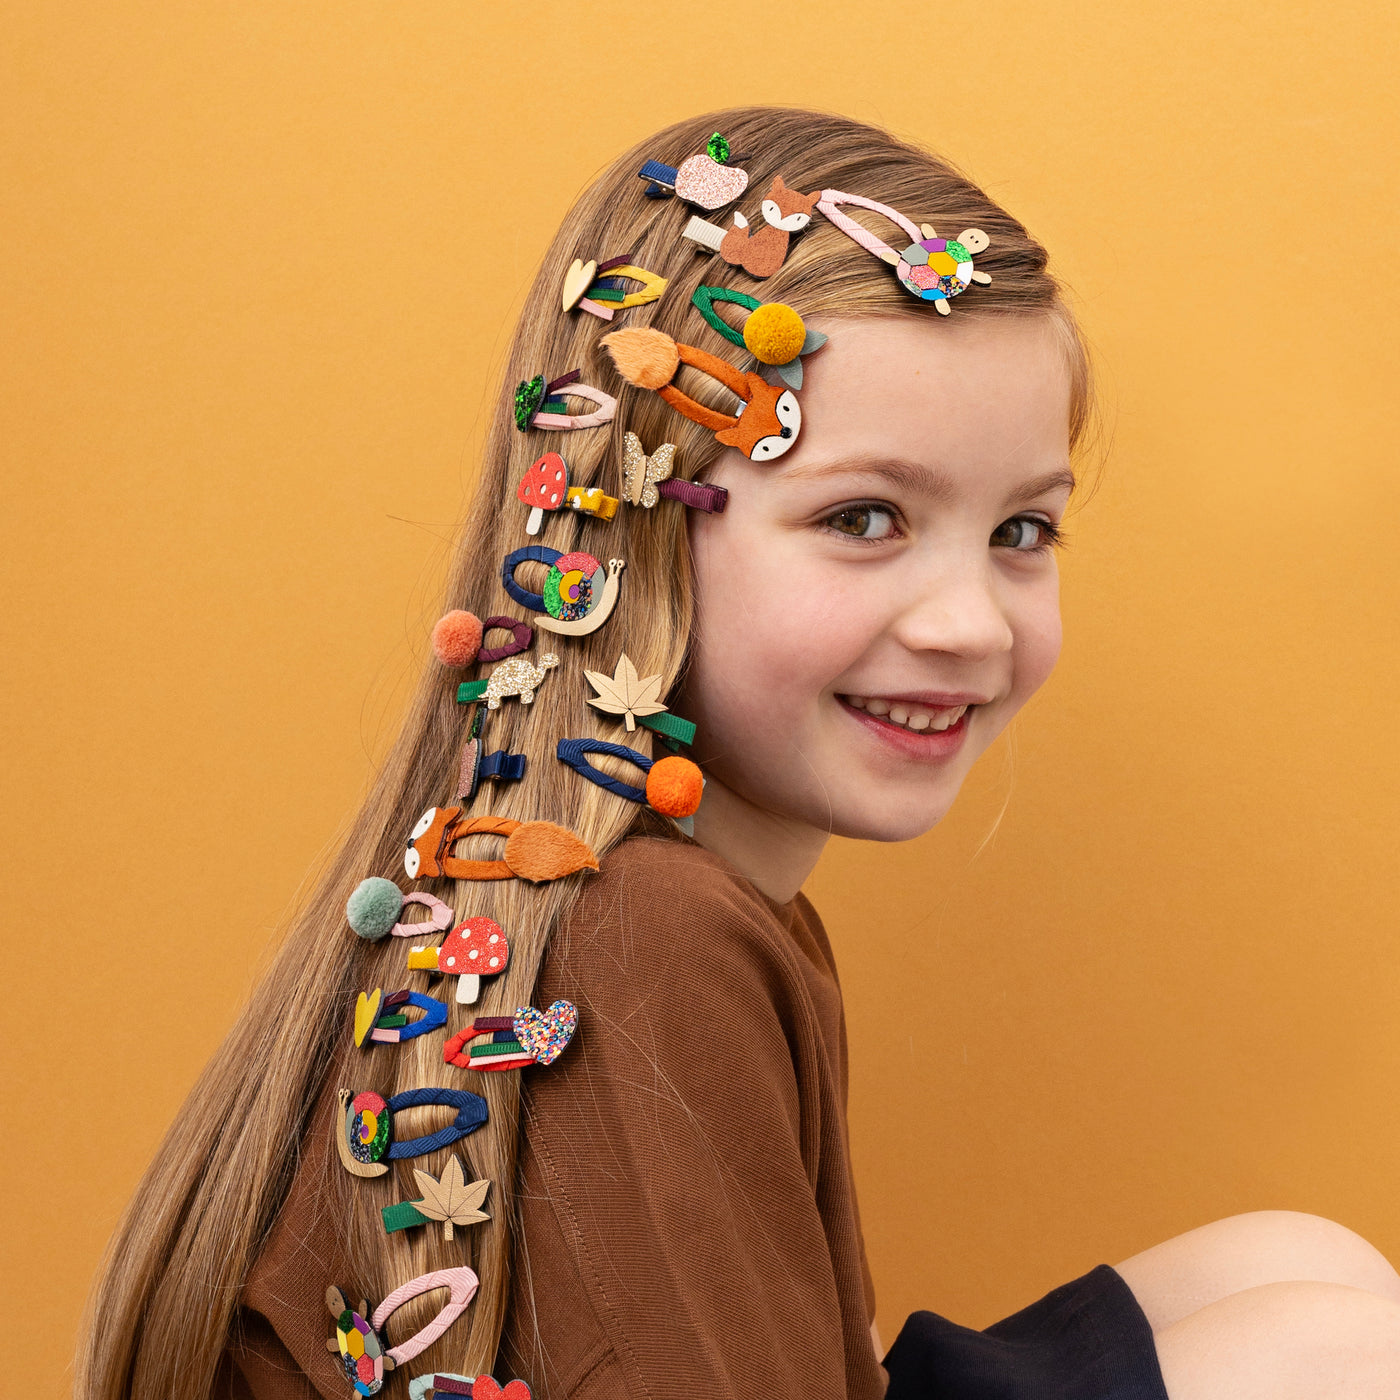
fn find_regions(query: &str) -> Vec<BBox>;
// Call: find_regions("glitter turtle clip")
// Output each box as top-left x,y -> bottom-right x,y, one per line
816,189 -> 992,312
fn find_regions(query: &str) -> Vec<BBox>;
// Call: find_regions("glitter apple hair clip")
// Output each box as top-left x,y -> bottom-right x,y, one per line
816,190 -> 992,313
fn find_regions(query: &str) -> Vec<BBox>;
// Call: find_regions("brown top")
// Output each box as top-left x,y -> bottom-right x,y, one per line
220,835 -> 883,1399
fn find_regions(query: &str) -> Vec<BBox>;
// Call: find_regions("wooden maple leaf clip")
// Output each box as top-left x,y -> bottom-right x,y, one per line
380,1155 -> 491,1242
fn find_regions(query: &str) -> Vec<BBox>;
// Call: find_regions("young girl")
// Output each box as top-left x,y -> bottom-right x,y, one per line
78,106 -> 1400,1400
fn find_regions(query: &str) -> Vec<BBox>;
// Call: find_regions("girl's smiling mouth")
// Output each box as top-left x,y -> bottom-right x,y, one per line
836,693 -> 986,754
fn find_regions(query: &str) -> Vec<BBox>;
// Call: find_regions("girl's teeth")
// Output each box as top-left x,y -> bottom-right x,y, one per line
843,696 -> 970,732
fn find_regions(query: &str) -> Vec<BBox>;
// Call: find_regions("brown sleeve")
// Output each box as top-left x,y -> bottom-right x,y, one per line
503,840 -> 882,1399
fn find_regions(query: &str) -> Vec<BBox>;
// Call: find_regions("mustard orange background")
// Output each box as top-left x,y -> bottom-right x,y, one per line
5,2 -> 1399,1392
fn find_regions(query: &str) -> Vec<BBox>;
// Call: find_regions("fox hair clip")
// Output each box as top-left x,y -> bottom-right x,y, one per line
682,175 -> 821,279
601,327 -> 801,462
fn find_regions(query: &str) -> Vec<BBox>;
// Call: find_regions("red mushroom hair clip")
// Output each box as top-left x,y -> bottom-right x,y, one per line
601,326 -> 801,462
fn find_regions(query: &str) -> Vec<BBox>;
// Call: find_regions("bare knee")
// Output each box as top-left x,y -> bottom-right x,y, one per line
1155,1281 -> 1400,1400
1116,1210 -> 1400,1334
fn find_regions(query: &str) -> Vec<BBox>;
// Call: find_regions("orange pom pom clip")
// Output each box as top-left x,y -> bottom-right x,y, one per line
432,610 -> 484,668
645,755 -> 705,819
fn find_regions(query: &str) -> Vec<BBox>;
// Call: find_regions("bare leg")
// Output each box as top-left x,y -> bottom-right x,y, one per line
1114,1211 -> 1400,1333
1154,1281 -> 1400,1398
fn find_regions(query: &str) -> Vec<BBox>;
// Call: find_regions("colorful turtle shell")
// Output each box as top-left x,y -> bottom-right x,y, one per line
335,1305 -> 385,1396
895,229 -> 989,309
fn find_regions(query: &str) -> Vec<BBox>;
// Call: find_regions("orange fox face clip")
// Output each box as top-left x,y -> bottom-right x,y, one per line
601,327 -> 802,463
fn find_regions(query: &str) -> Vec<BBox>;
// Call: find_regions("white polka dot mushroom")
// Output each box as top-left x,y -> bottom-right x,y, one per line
517,451 -> 570,535
437,916 -> 511,1005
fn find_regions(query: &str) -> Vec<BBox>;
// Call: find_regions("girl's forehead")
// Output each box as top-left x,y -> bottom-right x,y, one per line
780,314 -> 1073,486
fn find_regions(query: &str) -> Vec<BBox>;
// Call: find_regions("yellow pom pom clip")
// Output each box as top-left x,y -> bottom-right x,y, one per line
742,302 -> 807,366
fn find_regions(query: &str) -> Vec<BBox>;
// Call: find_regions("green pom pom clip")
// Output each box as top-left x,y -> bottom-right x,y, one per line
346,876 -> 404,941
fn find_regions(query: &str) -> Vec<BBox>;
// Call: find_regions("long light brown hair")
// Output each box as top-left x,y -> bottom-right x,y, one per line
77,105 -> 1092,1397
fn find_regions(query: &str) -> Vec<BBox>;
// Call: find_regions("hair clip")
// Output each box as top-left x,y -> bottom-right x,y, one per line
513,369 -> 617,431
638,131 -> 748,210
404,915 -> 510,1005
602,327 -> 800,462
334,1086 -> 488,1180
405,808 -> 599,883
325,1269 -> 478,1389
433,612 -> 536,669
500,546 -> 626,635
691,286 -> 827,390
517,452 -> 619,534
681,174 -> 821,278
455,653 -> 559,709
346,878 -> 453,943
474,1382 -> 532,1400
381,1156 -> 490,1241
456,724 -> 528,802
443,1000 -> 578,1071
585,652 -> 697,745
620,432 -> 728,513
816,190 -> 991,312
408,1377 -> 476,1400
562,255 -> 667,320
353,988 -> 449,1048
556,739 -> 704,820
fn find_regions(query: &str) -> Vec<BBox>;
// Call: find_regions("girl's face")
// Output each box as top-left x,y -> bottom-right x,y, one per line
678,313 -> 1074,845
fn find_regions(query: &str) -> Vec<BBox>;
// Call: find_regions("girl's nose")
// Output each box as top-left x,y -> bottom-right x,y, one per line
891,561 -> 1015,660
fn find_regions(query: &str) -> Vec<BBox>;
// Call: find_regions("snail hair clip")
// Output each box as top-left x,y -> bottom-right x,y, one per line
602,327 -> 800,462
381,1155 -> 490,1241
682,174 -> 821,279
561,255 -> 667,321
352,987 -> 448,1048
326,1269 -> 478,1393
557,739 -> 705,822
585,652 -> 697,745
346,878 -> 453,943
404,914 -> 510,1005
513,368 -> 617,431
517,451 -> 618,533
500,546 -> 625,636
691,286 -> 827,390
334,1086 -> 488,1179
405,808 -> 599,883
816,189 -> 991,312
637,130 -> 748,210
621,432 -> 727,513
443,999 -> 578,1072
456,653 -> 559,709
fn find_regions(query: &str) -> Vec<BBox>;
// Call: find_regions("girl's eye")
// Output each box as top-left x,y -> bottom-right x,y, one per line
991,515 -> 1065,553
822,504 -> 899,540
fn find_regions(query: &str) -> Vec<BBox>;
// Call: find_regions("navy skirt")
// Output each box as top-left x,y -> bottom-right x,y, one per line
883,1264 -> 1170,1400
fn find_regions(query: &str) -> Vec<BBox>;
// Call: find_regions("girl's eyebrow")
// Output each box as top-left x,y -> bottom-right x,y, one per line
780,456 -> 1077,504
